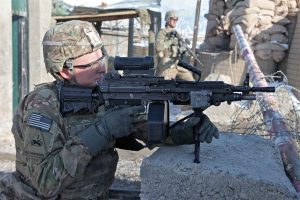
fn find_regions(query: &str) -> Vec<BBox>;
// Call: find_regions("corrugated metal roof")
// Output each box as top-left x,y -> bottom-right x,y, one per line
52,0 -> 160,17
53,9 -> 139,22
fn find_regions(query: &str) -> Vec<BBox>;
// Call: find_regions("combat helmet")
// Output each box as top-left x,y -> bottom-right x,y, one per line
42,20 -> 105,80
165,10 -> 178,21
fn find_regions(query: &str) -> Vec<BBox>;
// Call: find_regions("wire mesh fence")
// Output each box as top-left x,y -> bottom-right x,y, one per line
227,71 -> 300,146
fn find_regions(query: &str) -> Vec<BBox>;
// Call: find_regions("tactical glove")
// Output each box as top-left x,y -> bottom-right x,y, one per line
169,114 -> 219,145
79,106 -> 145,156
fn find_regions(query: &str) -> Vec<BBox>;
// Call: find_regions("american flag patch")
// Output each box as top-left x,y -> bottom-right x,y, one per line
27,113 -> 53,131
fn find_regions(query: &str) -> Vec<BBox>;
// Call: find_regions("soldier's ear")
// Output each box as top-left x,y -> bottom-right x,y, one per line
59,68 -> 72,80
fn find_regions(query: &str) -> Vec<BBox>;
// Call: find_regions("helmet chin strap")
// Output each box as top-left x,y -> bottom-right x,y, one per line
64,59 -> 80,85
70,73 -> 79,85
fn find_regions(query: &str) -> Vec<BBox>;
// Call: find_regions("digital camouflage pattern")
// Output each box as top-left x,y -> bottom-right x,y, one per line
155,27 -> 195,81
43,20 -> 103,80
5,83 -> 117,199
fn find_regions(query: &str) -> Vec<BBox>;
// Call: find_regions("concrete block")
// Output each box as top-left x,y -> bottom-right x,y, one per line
140,133 -> 297,200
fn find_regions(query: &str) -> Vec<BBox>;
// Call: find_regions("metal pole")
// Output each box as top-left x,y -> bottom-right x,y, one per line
128,18 -> 134,57
191,0 -> 202,65
19,17 -> 29,99
233,24 -> 300,192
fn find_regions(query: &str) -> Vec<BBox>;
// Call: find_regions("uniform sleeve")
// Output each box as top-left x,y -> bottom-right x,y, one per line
131,113 -> 147,142
156,30 -> 167,53
18,89 -> 92,198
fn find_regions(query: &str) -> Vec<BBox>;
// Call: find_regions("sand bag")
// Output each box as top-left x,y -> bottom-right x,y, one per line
245,0 -> 275,11
272,16 -> 290,25
230,6 -> 260,19
232,14 -> 259,34
258,15 -> 273,26
272,50 -> 286,62
262,24 -> 289,35
255,49 -> 272,60
275,5 -> 289,16
253,32 -> 271,42
270,33 -> 288,43
206,20 -> 219,37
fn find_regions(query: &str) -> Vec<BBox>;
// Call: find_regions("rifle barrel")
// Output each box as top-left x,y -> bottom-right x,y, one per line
250,87 -> 275,92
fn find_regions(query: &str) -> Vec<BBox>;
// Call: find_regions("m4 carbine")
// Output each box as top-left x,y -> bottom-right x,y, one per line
59,56 -> 275,163
168,30 -> 204,67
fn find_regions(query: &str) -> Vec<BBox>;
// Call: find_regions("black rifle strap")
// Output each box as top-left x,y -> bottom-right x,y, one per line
169,112 -> 194,130
55,80 -> 64,103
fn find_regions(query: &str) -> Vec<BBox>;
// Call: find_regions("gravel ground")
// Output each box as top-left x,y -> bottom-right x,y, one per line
111,148 -> 156,192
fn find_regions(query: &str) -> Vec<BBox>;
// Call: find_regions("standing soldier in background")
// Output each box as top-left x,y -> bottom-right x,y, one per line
0,20 -> 218,199
155,10 -> 195,81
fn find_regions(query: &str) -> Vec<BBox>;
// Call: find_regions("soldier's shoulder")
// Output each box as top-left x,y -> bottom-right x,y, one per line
158,28 -> 167,34
25,82 -> 59,109
32,82 -> 57,97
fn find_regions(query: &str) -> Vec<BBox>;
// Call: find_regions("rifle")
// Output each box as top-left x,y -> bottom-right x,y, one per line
59,56 -> 275,163
168,30 -> 204,67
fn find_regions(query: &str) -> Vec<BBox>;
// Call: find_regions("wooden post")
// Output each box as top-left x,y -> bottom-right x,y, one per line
128,18 -> 134,57
191,0 -> 202,65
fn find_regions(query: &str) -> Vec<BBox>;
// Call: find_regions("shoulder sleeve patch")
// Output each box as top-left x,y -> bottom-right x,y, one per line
27,113 -> 53,131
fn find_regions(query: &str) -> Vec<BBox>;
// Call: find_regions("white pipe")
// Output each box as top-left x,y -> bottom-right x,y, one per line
233,24 -> 300,192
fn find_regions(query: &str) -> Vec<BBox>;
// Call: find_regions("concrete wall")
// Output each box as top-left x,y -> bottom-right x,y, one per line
141,133 -> 297,200
0,0 -> 13,135
28,0 -> 54,91
0,0 -> 52,136
197,51 -> 276,85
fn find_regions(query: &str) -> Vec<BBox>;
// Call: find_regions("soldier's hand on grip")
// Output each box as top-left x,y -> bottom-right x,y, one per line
170,114 -> 219,145
100,106 -> 145,139
196,114 -> 219,143
78,106 -> 145,156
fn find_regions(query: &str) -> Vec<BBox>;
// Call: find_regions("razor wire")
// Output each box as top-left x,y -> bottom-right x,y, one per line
228,71 -> 300,146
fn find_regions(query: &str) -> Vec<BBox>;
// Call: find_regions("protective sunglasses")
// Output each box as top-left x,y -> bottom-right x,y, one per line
73,54 -> 106,68
170,17 -> 178,21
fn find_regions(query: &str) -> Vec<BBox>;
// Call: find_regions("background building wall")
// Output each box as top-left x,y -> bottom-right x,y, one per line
28,0 -> 54,91
0,0 -> 13,135
0,0 -> 53,135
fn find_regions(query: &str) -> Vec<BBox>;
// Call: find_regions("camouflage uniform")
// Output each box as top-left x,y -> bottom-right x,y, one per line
0,20 -> 160,200
155,12 -> 195,81
8,82 -> 116,199
0,20 -> 219,200
0,20 -> 117,200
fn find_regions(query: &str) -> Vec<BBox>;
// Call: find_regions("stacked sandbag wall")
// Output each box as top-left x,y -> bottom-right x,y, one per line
204,0 -> 232,50
203,0 -> 298,64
